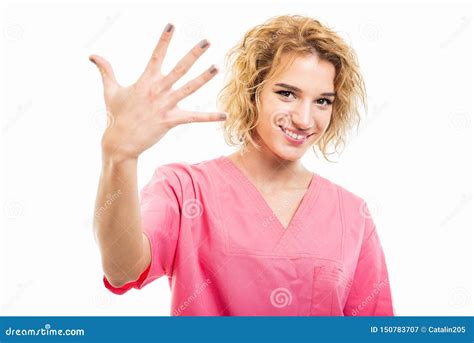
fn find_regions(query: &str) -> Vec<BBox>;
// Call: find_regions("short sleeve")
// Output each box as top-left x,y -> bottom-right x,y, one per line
343,215 -> 395,316
103,165 -> 182,295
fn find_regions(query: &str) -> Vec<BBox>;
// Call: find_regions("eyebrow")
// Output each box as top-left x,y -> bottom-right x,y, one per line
274,83 -> 336,97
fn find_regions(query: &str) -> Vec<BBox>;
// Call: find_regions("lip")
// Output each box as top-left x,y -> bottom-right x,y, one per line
278,125 -> 315,146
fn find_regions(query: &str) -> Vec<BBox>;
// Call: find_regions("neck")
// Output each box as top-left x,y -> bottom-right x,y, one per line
229,141 -> 310,190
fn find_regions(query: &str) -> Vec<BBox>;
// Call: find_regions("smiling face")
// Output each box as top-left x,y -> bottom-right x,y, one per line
253,52 -> 336,161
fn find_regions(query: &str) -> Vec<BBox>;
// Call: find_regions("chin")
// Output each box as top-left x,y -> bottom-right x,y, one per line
269,142 -> 308,162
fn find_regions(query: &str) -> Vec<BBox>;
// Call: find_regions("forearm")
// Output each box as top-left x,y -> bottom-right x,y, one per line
93,156 -> 146,286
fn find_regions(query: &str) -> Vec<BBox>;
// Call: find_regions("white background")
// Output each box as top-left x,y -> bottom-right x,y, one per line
1,0 -> 472,316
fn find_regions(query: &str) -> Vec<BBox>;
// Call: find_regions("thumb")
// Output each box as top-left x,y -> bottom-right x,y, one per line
89,54 -> 119,94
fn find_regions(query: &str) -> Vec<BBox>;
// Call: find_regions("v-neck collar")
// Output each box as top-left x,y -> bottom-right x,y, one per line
218,155 -> 320,233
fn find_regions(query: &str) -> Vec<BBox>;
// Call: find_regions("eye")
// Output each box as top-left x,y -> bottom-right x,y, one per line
316,98 -> 333,106
275,90 -> 296,100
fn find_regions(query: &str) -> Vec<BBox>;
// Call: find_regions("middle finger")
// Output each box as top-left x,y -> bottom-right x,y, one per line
158,39 -> 210,91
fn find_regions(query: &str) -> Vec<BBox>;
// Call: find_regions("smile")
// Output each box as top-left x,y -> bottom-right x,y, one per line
278,125 -> 315,145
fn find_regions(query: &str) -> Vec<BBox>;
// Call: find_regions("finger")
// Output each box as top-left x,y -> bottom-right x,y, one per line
171,109 -> 228,126
141,23 -> 174,79
168,64 -> 219,104
160,39 -> 210,91
89,54 -> 119,94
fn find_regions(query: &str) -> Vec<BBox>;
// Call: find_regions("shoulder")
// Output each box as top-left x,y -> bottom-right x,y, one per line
315,173 -> 375,238
316,173 -> 366,210
159,156 -> 220,176
150,156 -> 222,189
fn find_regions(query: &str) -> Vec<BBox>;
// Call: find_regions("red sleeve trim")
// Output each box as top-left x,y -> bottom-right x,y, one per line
102,263 -> 152,295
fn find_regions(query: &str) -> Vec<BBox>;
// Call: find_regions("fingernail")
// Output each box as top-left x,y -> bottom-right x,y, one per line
200,39 -> 209,49
209,65 -> 218,74
164,23 -> 173,32
89,57 -> 96,65
219,112 -> 228,120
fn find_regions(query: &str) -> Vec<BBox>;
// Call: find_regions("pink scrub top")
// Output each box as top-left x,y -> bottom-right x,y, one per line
103,156 -> 395,316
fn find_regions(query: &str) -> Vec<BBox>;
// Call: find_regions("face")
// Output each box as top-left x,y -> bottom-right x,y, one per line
253,53 -> 336,161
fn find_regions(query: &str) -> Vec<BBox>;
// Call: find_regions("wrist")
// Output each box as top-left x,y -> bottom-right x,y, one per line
101,151 -> 138,168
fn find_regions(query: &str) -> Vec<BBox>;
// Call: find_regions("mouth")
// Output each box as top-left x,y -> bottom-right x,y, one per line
278,125 -> 315,145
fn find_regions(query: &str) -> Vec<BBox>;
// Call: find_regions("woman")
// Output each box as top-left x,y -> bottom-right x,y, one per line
92,15 -> 395,316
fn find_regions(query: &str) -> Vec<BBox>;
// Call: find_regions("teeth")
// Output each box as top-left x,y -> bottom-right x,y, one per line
283,128 -> 305,140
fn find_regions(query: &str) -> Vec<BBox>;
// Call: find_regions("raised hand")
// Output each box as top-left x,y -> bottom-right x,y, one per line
89,23 -> 227,163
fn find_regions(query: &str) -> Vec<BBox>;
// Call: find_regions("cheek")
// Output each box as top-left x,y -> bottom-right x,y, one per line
256,98 -> 282,133
318,110 -> 333,132
256,113 -> 277,139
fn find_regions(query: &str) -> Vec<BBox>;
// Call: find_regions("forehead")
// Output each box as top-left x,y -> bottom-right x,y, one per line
269,53 -> 336,92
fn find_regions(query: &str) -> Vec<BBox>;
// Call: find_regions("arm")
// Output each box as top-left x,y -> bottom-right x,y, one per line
93,157 -> 151,288
90,22 -> 226,289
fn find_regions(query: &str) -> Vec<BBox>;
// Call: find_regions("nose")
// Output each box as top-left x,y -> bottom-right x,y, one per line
291,100 -> 315,131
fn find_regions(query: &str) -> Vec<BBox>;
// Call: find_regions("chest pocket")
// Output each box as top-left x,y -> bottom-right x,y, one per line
310,260 -> 352,316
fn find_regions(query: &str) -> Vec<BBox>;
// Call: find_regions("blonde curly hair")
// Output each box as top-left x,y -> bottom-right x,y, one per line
217,14 -> 367,161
